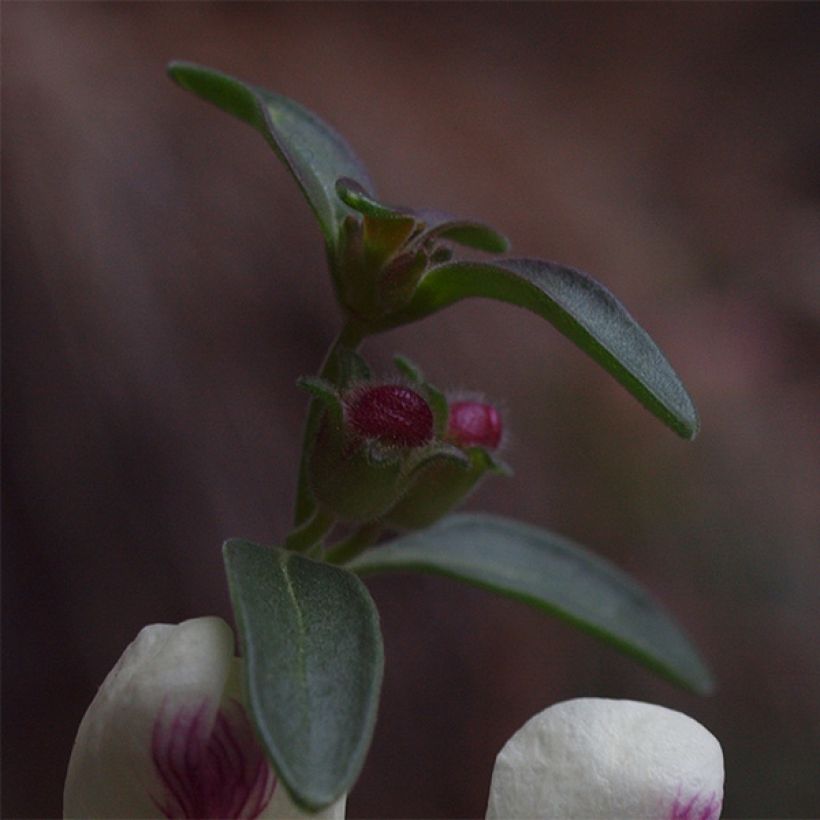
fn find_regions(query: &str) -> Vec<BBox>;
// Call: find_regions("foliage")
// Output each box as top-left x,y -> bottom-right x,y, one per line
168,60 -> 710,810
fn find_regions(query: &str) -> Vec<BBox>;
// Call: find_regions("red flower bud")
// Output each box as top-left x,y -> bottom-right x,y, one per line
448,401 -> 502,449
348,385 -> 434,447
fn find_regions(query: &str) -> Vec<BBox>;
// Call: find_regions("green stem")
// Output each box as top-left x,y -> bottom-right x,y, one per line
293,319 -> 367,526
325,521 -> 383,565
284,507 -> 336,553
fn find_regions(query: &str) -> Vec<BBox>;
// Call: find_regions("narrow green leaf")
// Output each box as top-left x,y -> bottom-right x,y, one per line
367,258 -> 699,438
224,539 -> 384,811
167,61 -> 374,246
349,514 -> 714,694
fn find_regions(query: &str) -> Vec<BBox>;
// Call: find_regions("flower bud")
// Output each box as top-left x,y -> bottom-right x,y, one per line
348,385 -> 434,447
447,401 -> 502,449
383,398 -> 507,531
486,698 -> 724,820
308,383 -> 437,522
64,617 -> 346,819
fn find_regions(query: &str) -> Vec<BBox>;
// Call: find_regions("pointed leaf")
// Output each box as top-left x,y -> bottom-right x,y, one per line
224,539 -> 384,811
167,61 -> 374,246
368,258 -> 699,438
349,514 -> 713,694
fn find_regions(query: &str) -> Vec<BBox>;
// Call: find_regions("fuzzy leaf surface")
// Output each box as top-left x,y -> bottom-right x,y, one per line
168,61 -> 373,246
349,514 -> 713,694
368,258 -> 699,438
224,539 -> 384,811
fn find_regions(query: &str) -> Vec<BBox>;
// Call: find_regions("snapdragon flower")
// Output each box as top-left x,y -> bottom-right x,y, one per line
486,698 -> 723,820
64,617 -> 345,819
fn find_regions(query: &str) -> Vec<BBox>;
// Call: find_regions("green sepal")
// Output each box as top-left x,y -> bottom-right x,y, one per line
383,446 -> 502,530
368,258 -> 699,439
167,62 -> 373,248
416,210 -> 510,254
392,354 -> 423,382
223,539 -> 384,811
377,250 -> 429,314
349,514 -> 714,694
327,345 -> 372,390
308,418 -> 406,522
336,178 -> 418,273
336,177 -> 413,222
482,448 -> 513,476
336,177 -> 509,255
296,377 -> 344,426
403,440 -> 471,476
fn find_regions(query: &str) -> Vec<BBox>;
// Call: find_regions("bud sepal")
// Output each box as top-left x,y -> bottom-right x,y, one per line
333,178 -> 508,325
380,356 -> 510,530
301,373 -> 467,523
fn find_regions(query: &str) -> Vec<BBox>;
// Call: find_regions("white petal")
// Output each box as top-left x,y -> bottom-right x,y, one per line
486,698 -> 724,820
64,616 -> 236,818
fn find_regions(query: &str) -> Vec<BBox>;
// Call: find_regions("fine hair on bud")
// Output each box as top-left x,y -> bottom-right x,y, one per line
346,384 -> 434,448
444,389 -> 507,451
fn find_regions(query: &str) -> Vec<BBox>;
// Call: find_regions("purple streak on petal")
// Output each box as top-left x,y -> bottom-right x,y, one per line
698,792 -> 723,820
669,791 -> 698,819
151,696 -> 276,819
668,790 -> 722,820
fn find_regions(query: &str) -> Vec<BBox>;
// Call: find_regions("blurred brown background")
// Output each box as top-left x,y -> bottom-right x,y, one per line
3,4 -> 819,818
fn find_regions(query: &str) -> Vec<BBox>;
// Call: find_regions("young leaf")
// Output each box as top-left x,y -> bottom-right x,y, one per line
336,177 -> 413,222
415,210 -> 510,254
348,513 -> 713,694
223,539 -> 384,811
336,177 -> 509,255
167,61 -> 374,247
367,258 -> 699,438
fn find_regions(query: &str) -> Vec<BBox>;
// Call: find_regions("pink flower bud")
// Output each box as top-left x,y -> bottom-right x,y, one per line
447,401 -> 502,449
348,385 -> 434,447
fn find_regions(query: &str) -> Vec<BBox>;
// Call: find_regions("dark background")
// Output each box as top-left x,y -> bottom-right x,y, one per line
3,4 -> 819,818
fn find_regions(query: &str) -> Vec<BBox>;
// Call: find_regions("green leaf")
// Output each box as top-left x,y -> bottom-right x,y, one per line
167,61 -> 374,246
367,258 -> 699,438
224,539 -> 384,811
349,514 -> 713,694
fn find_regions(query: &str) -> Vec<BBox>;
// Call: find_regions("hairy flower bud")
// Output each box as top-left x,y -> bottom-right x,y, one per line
307,382 -> 438,522
447,401 -> 502,449
348,385 -> 434,447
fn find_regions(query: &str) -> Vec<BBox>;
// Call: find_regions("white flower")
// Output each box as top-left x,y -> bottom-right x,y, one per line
64,616 -> 346,819
486,697 -> 723,820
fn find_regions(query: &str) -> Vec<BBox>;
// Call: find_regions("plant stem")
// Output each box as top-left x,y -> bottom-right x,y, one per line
292,319 -> 367,526
325,521 -> 383,565
284,507 -> 336,553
